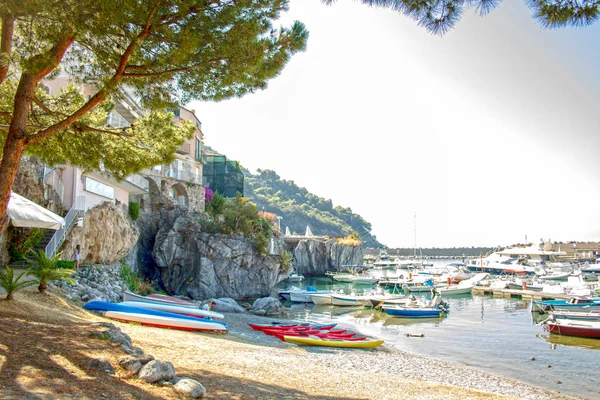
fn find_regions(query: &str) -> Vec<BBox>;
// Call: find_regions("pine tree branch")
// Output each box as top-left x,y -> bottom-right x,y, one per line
0,14 -> 14,85
123,60 -> 225,78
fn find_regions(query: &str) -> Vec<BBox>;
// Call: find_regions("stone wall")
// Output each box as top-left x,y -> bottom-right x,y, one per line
292,238 -> 363,276
63,202 -> 139,264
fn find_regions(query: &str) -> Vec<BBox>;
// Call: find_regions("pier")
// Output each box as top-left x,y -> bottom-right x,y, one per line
471,287 -> 571,301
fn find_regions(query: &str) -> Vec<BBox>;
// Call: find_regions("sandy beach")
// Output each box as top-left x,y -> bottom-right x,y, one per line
0,289 -> 579,399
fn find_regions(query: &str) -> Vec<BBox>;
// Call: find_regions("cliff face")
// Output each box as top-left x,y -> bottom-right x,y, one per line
149,212 -> 289,300
293,239 -> 363,276
64,203 -> 139,265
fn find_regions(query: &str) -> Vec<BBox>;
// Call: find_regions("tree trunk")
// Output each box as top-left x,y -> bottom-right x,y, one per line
38,282 -> 47,293
0,73 -> 37,235
6,293 -> 13,300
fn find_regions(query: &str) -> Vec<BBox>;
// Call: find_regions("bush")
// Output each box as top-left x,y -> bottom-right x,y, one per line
56,260 -> 75,269
337,232 -> 362,247
7,226 -> 45,262
278,250 -> 293,272
207,192 -> 225,217
120,261 -> 153,295
128,202 -> 140,221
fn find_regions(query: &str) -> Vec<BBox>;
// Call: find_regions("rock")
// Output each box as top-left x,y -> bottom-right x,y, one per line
251,309 -> 267,316
152,212 -> 288,299
89,330 -> 109,340
86,357 -> 115,375
63,202 -> 140,265
251,297 -> 282,316
106,329 -> 133,347
93,322 -> 118,329
119,355 -> 154,373
138,360 -> 176,383
174,378 -> 207,398
120,343 -> 144,355
210,298 -> 246,313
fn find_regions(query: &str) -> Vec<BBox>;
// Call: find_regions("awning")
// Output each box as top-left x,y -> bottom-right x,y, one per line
7,191 -> 65,230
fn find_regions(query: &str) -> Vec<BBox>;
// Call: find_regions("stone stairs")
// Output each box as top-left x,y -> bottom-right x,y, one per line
8,229 -> 57,269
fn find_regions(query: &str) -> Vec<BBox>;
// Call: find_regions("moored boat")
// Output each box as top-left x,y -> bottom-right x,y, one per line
551,311 -> 600,321
382,306 -> 446,318
545,318 -> 600,338
532,297 -> 600,313
331,293 -> 370,306
310,293 -> 333,305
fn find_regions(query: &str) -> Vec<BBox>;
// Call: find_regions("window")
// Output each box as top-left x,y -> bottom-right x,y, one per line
85,177 -> 115,199
195,137 -> 202,160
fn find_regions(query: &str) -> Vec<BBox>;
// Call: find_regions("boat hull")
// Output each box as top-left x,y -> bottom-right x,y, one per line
283,335 -> 384,348
310,293 -> 332,305
546,320 -> 600,338
331,295 -> 368,306
105,311 -> 227,331
124,290 -> 195,306
120,301 -> 224,319
383,307 -> 444,318
437,286 -> 473,296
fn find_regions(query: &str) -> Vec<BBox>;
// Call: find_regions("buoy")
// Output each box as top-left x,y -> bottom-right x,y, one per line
409,273 -> 412,279
547,364 -> 552,368
523,281 -> 527,290
446,277 -> 451,285
530,357 -> 536,361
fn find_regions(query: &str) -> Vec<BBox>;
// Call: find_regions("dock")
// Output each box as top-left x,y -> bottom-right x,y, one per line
471,287 -> 571,301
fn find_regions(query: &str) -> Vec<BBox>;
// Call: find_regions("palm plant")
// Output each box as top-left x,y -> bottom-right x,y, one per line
0,266 -> 36,300
279,250 -> 294,273
26,250 -> 75,293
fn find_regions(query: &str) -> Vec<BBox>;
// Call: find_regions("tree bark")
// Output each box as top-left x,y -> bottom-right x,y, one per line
38,282 -> 47,293
0,73 -> 37,235
6,293 -> 13,300
0,14 -> 14,85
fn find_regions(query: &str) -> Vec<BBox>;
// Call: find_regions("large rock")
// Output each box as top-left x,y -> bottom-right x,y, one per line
86,357 -> 115,375
138,360 -> 175,383
174,378 -> 206,398
64,202 -> 139,264
152,213 -> 289,300
251,297 -> 282,316
293,238 -> 363,276
119,355 -> 154,373
207,298 -> 246,313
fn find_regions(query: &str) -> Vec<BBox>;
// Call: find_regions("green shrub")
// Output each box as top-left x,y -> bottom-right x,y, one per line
279,250 -> 293,272
7,226 -> 45,262
0,266 -> 36,300
26,251 -> 75,293
128,202 -> 140,221
253,233 -> 270,255
207,192 -> 226,217
120,260 -> 153,295
56,260 -> 75,269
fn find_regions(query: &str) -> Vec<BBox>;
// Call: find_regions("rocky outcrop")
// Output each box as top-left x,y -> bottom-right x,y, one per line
152,212 -> 289,300
293,238 -> 363,276
13,156 -> 45,206
138,360 -> 176,383
54,264 -> 127,303
63,202 -> 139,265
251,297 -> 282,316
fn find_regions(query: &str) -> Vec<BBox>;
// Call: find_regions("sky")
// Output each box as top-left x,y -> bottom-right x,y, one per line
189,1 -> 600,249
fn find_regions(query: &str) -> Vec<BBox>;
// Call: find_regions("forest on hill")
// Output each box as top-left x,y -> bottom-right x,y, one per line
243,169 -> 383,248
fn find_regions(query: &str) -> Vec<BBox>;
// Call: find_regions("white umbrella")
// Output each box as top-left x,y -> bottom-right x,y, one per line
7,191 -> 65,230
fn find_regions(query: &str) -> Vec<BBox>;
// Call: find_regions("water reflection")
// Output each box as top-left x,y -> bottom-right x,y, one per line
538,332 -> 600,351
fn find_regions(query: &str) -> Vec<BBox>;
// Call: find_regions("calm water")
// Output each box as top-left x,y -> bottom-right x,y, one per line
273,269 -> 600,399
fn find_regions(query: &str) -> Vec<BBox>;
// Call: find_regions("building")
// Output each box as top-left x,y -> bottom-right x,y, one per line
202,148 -> 244,198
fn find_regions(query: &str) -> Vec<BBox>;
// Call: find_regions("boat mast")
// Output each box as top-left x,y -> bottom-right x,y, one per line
413,213 -> 417,259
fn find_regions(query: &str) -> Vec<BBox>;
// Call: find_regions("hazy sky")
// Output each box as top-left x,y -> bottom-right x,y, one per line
189,1 -> 600,248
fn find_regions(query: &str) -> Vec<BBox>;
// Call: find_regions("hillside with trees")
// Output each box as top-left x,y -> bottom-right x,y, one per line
244,169 -> 383,248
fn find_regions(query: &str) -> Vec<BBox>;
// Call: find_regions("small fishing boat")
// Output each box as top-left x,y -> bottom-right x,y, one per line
436,285 -> 473,296
533,297 -> 600,313
367,294 -> 408,308
506,280 -> 544,292
545,318 -> 600,338
289,288 -> 337,303
331,293 -> 370,306
286,272 -> 304,282
332,274 -> 355,283
283,335 -> 384,349
349,276 -> 379,285
104,311 -> 227,332
382,306 -> 446,318
310,293 -> 333,305
550,311 -> 600,321
124,290 -> 196,306
120,301 -> 224,319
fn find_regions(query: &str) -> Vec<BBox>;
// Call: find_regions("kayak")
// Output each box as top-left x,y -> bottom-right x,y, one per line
120,301 -> 224,320
123,290 -> 195,306
104,311 -> 227,332
283,335 -> 384,349
84,301 -> 227,328
248,322 -> 336,331
262,328 -> 360,340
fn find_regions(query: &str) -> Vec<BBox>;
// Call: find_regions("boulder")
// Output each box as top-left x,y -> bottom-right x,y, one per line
119,355 -> 154,373
152,212 -> 289,299
63,202 -> 139,265
174,378 -> 206,398
208,298 -> 246,313
138,360 -> 176,383
251,297 -> 282,316
86,357 -> 115,375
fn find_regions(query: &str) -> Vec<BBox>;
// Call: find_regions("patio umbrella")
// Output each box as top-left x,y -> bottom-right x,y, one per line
7,191 -> 64,230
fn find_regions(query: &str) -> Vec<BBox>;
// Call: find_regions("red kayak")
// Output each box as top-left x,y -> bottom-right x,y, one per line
262,329 -> 365,341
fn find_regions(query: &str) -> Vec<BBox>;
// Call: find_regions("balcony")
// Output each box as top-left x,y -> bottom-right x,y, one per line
86,170 -> 149,195
176,142 -> 191,155
106,111 -> 130,128
143,165 -> 202,185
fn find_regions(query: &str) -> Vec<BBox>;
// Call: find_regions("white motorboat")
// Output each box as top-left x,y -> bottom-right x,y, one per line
332,274 -> 355,283
349,276 -> 378,285
286,273 -> 304,282
538,272 -> 571,281
331,293 -> 370,306
310,293 -> 333,305
289,288 -> 337,303
120,301 -> 224,319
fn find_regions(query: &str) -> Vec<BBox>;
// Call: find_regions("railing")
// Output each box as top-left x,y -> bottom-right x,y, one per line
144,165 -> 202,185
106,111 -> 130,128
43,167 -> 65,204
45,196 -> 86,258
124,173 -> 149,191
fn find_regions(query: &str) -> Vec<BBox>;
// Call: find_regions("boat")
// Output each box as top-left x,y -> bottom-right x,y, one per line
104,311 -> 227,331
124,290 -> 195,306
84,301 -> 226,327
283,335 -> 384,349
120,301 -> 224,319
248,322 -> 336,331
332,274 -> 355,283
551,311 -> 600,321
349,276 -> 379,285
310,293 -> 333,305
538,272 -> 571,281
330,293 -> 370,306
437,272 -> 488,296
288,287 -> 337,303
402,278 -> 442,293
506,279 -> 544,292
533,297 -> 600,313
382,306 -> 446,318
286,272 -> 304,282
545,318 -> 600,338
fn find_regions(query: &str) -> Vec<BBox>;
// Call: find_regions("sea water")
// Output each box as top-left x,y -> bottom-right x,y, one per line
273,269 -> 600,399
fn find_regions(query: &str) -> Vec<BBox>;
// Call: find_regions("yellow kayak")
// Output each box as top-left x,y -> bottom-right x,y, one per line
283,335 -> 384,349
